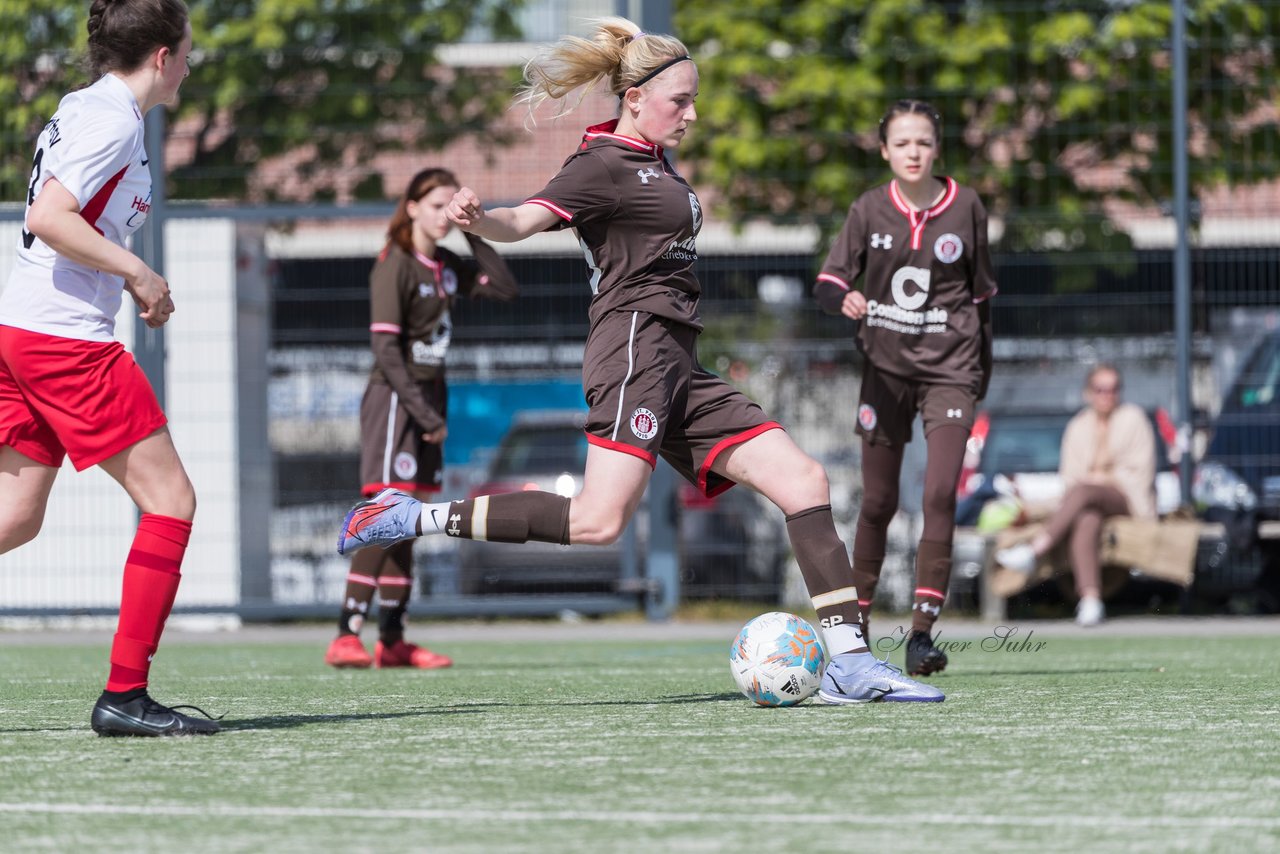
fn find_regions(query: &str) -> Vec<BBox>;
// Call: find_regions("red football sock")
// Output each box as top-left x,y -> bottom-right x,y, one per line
106,514 -> 192,693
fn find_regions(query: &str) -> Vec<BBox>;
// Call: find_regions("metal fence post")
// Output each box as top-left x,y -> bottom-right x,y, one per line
132,109 -> 167,408
235,224 -> 275,606
1172,0 -> 1194,506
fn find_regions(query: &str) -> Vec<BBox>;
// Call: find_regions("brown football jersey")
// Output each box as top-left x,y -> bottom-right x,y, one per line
368,240 -> 516,384
527,120 -> 704,332
817,178 -> 997,391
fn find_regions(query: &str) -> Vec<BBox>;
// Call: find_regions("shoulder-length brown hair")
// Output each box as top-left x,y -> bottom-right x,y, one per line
386,168 -> 459,254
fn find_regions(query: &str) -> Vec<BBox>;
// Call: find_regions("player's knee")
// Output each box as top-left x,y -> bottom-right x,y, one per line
177,488 -> 197,522
804,457 -> 830,493
921,482 -> 956,519
1062,482 -> 1089,505
790,455 -> 830,503
0,511 -> 44,553
571,510 -> 626,546
164,477 -> 197,522
860,489 -> 898,526
584,520 -> 626,546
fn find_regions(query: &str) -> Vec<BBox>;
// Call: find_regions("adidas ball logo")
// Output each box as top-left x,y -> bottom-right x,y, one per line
781,675 -> 802,695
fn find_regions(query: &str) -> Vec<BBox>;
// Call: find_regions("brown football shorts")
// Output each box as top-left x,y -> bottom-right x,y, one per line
855,361 -> 976,446
358,379 -> 446,496
582,310 -> 781,496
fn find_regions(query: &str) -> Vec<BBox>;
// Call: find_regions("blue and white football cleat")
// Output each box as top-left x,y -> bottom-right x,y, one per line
818,652 -> 946,704
337,488 -> 421,555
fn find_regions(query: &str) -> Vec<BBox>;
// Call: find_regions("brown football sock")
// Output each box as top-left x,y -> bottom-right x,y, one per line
440,492 -> 571,544
851,558 -> 881,638
337,547 -> 382,636
785,505 -> 867,654
911,538 -> 952,635
375,541 -> 415,645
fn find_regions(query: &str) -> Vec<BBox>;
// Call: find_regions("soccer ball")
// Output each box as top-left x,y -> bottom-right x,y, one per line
729,611 -> 827,707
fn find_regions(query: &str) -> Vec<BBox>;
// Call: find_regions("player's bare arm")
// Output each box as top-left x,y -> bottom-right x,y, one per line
446,188 -> 559,242
27,178 -> 174,328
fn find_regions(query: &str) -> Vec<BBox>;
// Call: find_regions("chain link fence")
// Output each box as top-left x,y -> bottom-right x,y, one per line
3,1 -> 1279,617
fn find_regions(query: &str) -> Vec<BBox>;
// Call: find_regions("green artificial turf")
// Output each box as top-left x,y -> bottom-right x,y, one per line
0,631 -> 1276,852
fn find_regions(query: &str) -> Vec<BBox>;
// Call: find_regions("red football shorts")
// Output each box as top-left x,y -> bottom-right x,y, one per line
0,325 -> 167,471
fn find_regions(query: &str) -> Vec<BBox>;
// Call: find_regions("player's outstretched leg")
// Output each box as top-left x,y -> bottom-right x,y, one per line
339,487 -> 572,556
338,488 -> 422,555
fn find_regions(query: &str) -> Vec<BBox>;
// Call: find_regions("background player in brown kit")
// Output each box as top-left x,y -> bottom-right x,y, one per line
814,100 -> 997,677
338,18 -> 943,704
325,167 -> 517,669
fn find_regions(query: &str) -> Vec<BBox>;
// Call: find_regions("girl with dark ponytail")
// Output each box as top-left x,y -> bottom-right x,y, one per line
0,0 -> 219,736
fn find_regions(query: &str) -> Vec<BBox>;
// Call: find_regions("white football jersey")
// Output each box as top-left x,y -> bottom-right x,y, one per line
0,74 -> 152,341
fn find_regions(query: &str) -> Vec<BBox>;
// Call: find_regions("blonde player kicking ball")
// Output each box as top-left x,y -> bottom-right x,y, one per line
337,18 -> 941,704
0,0 -> 217,735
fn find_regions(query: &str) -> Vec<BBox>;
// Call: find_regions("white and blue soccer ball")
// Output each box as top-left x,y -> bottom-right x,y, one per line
729,611 -> 827,707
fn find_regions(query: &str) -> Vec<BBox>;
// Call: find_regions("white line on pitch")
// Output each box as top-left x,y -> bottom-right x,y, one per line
0,803 -> 1277,829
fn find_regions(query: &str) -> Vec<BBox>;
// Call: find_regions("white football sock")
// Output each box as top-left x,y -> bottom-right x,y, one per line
822,622 -> 870,656
419,501 -> 454,536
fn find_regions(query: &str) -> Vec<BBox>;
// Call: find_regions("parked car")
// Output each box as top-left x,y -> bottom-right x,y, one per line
455,410 -> 788,600
1194,328 -> 1280,609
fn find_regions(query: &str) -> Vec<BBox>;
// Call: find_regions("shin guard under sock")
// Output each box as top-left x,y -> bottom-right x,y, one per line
785,505 -> 867,655
106,514 -> 191,693
430,492 -> 571,544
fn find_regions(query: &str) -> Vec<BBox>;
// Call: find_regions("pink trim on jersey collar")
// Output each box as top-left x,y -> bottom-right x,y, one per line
889,177 -> 958,250
582,119 -> 663,160
411,249 -> 440,271
412,249 -> 445,297
889,176 -> 958,217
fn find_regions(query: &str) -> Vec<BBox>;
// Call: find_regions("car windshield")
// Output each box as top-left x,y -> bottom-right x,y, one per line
490,426 -> 587,478
979,414 -> 1071,476
1230,332 -> 1280,411
979,410 -> 1173,476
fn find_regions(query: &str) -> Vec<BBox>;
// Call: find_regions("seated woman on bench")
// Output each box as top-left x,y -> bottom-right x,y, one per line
996,364 -> 1155,626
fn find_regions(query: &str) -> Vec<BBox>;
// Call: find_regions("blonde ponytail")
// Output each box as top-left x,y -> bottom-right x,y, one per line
517,17 -> 691,122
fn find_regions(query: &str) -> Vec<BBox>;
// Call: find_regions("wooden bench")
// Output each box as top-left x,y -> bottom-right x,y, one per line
964,517 -> 1280,621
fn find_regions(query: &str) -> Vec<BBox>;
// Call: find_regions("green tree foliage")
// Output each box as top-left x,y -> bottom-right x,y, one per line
676,0 -> 1280,254
1,0 -> 524,202
1,1 -> 82,202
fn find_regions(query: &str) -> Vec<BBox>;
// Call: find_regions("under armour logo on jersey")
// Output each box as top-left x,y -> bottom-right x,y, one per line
637,167 -> 661,184
871,233 -> 893,249
947,408 -> 963,418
